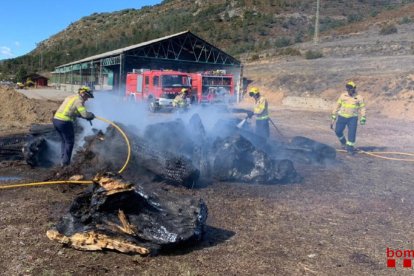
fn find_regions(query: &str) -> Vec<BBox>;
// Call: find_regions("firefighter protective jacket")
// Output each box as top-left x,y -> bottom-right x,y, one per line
172,94 -> 188,108
54,94 -> 91,122
254,96 -> 269,120
332,92 -> 366,118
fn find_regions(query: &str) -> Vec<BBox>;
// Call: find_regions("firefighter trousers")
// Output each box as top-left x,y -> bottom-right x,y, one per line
335,116 -> 358,146
256,118 -> 270,139
53,118 -> 75,166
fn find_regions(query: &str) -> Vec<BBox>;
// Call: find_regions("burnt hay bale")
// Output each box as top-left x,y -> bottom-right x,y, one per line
131,134 -> 200,188
289,136 -> 336,163
188,113 -> 206,144
47,173 -> 208,255
212,134 -> 301,184
143,119 -> 194,156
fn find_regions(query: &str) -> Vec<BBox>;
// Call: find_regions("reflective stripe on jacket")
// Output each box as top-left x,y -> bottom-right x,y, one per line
54,95 -> 89,121
332,92 -> 366,118
173,94 -> 187,108
254,96 -> 269,120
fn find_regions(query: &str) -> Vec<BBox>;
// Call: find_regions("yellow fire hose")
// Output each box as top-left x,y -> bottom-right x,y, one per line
336,149 -> 414,162
95,116 -> 131,174
274,122 -> 414,162
0,116 -> 131,190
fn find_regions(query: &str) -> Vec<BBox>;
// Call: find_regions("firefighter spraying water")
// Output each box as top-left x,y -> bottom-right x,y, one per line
52,86 -> 95,166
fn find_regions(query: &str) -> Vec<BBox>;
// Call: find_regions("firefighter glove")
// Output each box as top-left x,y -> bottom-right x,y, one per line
330,115 -> 336,129
247,111 -> 254,119
360,116 -> 366,125
85,112 -> 95,121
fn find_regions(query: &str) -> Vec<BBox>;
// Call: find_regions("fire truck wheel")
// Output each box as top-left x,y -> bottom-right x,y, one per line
148,100 -> 158,113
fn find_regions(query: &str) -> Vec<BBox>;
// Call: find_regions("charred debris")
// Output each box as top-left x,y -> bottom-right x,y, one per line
47,172 -> 208,255
3,113 -> 336,255
21,113 -> 335,186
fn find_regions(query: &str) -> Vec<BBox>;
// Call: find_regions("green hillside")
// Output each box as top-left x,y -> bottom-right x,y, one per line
0,0 -> 411,81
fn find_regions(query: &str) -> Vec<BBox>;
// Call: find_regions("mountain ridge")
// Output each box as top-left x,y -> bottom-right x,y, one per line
0,0 -> 412,80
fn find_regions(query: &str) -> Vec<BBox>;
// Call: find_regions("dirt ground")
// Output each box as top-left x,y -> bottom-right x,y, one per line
0,87 -> 61,134
0,102 -> 413,275
1,17 -> 413,273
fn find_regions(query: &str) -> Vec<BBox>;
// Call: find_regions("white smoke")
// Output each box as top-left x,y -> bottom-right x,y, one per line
82,90 -> 240,140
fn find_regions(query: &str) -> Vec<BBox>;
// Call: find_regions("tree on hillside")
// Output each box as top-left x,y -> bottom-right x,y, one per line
15,68 -> 28,82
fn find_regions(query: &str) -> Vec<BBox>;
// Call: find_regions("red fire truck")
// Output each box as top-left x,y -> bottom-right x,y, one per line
126,69 -> 192,112
190,70 -> 235,105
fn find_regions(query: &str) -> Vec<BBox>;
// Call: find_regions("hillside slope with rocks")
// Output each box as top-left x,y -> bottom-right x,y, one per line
244,18 -> 414,120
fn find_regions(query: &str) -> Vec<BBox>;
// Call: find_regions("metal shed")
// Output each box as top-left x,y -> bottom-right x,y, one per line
52,30 -> 243,101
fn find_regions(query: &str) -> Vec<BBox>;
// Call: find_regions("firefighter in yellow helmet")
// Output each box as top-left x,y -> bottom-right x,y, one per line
52,86 -> 95,166
331,81 -> 366,155
173,88 -> 190,110
248,87 -> 269,138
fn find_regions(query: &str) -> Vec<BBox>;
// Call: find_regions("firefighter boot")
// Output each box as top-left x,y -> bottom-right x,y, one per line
338,136 -> 347,150
346,145 -> 356,156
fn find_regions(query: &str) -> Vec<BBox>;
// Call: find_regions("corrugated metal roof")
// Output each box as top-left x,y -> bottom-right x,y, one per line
56,30 -> 190,68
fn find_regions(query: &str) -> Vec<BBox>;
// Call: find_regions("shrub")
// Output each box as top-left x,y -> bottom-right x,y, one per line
274,36 -> 292,48
379,24 -> 398,35
370,10 -> 379,17
294,32 -> 304,43
278,47 -> 301,56
305,50 -> 323,59
320,17 -> 345,32
399,16 -> 412,25
347,13 -> 363,23
249,54 -> 260,61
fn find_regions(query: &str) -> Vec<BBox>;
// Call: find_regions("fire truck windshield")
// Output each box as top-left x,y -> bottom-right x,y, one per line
162,75 -> 188,87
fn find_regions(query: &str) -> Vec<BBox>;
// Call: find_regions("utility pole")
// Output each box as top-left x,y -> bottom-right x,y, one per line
314,0 -> 320,45
40,52 -> 43,71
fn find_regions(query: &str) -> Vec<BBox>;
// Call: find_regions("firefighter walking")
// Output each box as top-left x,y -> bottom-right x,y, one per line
53,86 -> 95,166
248,87 -> 269,138
331,81 -> 366,155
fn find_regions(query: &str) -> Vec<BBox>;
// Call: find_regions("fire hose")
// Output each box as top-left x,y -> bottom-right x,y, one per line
237,114 -> 286,139
269,117 -> 285,139
311,124 -> 414,162
95,116 -> 131,174
336,149 -> 414,162
0,116 -> 131,190
258,120 -> 414,162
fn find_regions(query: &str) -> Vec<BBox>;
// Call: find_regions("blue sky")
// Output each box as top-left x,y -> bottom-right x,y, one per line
0,0 -> 162,60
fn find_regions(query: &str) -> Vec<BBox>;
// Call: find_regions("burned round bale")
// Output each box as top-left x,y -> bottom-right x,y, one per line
210,118 -> 241,138
188,113 -> 206,144
187,114 -> 212,181
289,136 -> 336,164
52,124 -> 200,188
0,133 -> 30,162
22,136 -> 48,167
211,134 -> 301,184
131,135 -> 200,188
47,172 -> 208,255
210,118 -> 273,152
29,123 -> 57,136
143,119 -> 194,156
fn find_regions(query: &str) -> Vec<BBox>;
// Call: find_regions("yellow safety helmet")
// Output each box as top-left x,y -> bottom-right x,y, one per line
78,86 -> 94,98
181,88 -> 189,94
346,81 -> 356,90
249,87 -> 260,97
